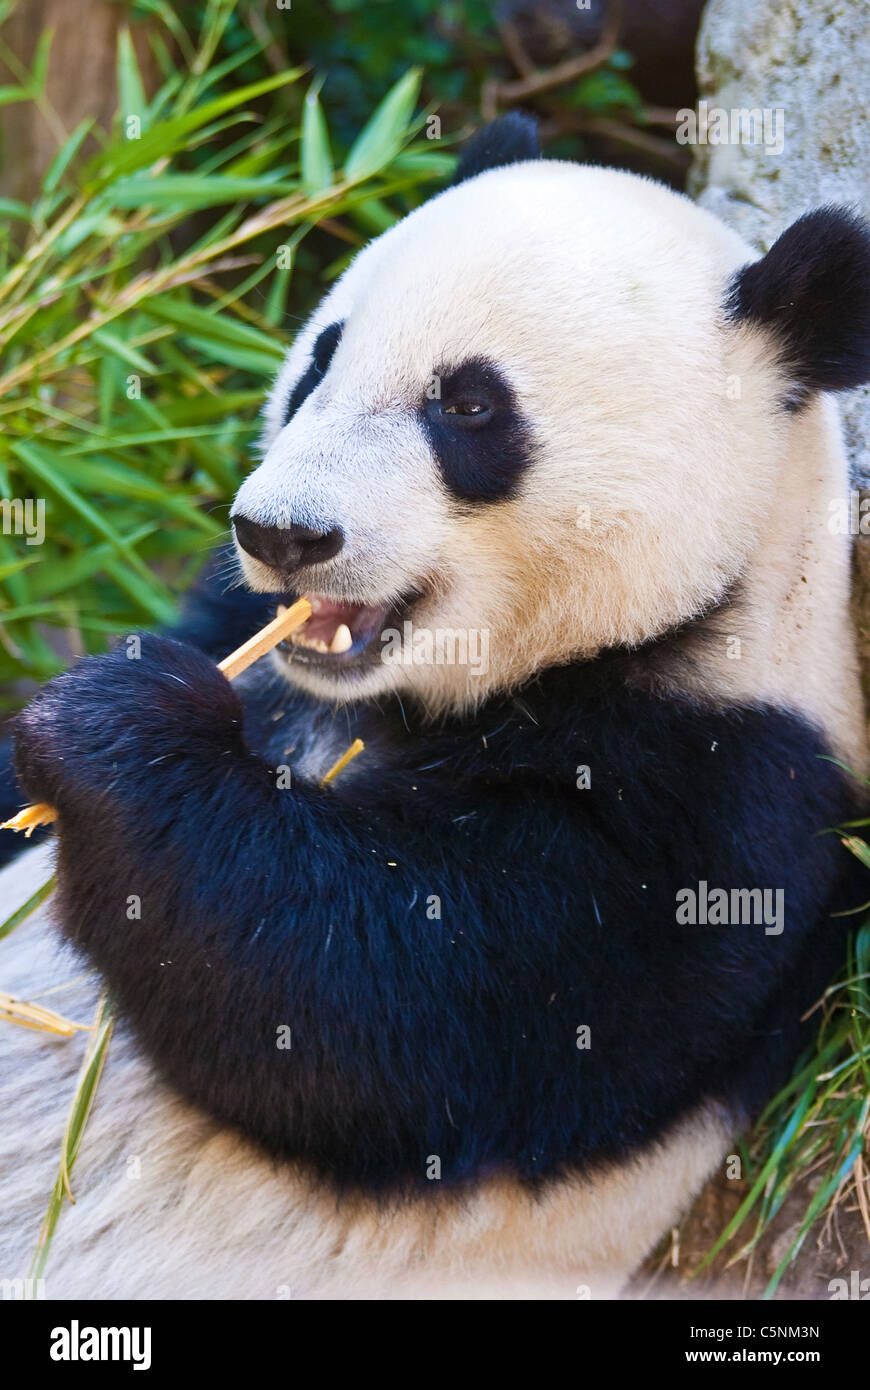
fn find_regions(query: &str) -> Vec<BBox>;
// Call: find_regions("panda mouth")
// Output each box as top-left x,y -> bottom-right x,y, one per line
277,590 -> 421,671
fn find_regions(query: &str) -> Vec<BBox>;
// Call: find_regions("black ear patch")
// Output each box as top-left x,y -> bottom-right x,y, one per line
450,112 -> 540,187
726,207 -> 870,404
283,321 -> 344,425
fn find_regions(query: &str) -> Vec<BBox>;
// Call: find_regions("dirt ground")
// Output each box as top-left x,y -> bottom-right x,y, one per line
628,1164 -> 870,1301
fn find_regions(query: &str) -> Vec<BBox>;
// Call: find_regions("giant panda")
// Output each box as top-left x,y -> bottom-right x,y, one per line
1,113 -> 869,1301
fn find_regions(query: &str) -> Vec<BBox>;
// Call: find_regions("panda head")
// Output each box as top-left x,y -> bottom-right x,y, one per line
231,114 -> 870,713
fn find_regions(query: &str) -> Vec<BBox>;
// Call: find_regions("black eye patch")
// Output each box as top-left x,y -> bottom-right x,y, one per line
283,321 -> 344,424
420,357 -> 533,504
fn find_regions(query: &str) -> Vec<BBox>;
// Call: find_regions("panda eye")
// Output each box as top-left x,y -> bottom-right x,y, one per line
420,356 -> 531,503
439,398 -> 494,427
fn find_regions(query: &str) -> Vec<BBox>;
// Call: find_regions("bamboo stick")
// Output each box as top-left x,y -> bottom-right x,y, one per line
216,596 -> 311,680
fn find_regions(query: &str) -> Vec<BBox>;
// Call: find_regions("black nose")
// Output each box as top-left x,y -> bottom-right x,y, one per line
233,515 -> 344,574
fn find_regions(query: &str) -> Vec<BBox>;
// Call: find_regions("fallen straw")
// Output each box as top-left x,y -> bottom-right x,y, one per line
1,596 -> 364,835
1,801 -> 57,836
0,988 -> 91,1037
320,737 -> 365,785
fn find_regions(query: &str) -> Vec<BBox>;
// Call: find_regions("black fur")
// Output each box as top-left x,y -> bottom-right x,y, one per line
421,357 -> 535,503
283,321 -> 344,424
450,112 -> 540,187
726,207 -> 870,405
9,563 -> 861,1194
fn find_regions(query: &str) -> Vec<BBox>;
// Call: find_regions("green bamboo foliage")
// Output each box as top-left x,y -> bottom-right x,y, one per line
0,0 -> 450,701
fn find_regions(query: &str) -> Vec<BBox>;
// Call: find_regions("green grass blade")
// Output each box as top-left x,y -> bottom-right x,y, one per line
842,835 -> 870,871
0,873 -> 56,941
28,992 -> 115,1284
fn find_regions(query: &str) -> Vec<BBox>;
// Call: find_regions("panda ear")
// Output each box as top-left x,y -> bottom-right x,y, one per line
727,207 -> 870,400
450,112 -> 540,187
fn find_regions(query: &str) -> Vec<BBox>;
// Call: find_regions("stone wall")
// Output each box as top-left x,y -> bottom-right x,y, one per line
692,0 -> 870,483
692,0 -> 870,679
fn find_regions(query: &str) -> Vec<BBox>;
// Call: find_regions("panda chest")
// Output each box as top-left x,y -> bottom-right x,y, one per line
259,706 -> 362,785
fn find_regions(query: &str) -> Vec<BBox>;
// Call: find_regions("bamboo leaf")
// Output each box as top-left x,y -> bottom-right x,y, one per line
301,83 -> 334,195
41,119 -> 95,196
11,442 -> 176,621
85,70 -> 304,184
0,85 -> 32,107
30,31 -> 53,94
109,173 -> 297,211
0,197 -> 31,221
142,295 -> 285,358
344,68 -> 422,181
116,26 -> 148,132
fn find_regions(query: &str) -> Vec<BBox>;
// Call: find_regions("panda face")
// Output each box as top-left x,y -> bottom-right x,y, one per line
230,157 -> 866,713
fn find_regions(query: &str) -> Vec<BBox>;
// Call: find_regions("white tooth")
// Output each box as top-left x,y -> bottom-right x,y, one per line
276,603 -> 287,616
330,623 -> 353,654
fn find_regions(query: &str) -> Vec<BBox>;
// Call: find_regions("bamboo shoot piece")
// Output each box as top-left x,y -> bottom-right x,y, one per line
216,597 -> 311,680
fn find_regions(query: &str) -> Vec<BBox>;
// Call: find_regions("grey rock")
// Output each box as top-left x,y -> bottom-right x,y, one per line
691,0 -> 870,483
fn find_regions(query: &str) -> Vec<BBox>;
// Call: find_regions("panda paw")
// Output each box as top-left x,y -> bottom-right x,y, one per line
13,634 -> 244,811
